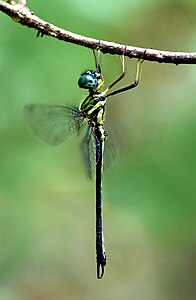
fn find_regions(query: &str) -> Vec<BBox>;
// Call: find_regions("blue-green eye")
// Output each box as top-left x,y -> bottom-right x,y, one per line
78,70 -> 103,90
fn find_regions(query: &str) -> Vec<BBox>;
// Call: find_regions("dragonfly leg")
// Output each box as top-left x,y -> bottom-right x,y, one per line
107,51 -> 145,97
93,46 -> 102,74
106,48 -> 126,91
94,44 -> 125,86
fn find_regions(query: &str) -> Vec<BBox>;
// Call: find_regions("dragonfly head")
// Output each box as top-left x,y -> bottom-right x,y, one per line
78,70 -> 104,91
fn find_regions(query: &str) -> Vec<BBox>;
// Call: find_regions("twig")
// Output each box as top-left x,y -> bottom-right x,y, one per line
1,0 -> 196,65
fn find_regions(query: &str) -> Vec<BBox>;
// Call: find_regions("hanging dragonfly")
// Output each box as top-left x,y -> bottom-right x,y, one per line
24,48 -> 144,279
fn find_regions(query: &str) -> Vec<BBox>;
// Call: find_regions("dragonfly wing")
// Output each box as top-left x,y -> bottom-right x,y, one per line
80,125 -> 97,179
103,127 -> 121,171
81,125 -> 121,178
24,104 -> 85,145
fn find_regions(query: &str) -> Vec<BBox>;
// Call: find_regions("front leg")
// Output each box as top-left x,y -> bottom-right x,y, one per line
107,56 -> 145,97
102,53 -> 126,97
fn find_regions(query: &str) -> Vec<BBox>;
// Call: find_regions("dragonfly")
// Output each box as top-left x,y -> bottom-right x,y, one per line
24,48 -> 144,279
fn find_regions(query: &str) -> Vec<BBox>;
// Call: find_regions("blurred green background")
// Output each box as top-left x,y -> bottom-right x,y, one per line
0,0 -> 196,299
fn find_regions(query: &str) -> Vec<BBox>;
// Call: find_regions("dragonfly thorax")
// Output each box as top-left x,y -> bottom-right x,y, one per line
79,93 -> 106,114
78,70 -> 104,91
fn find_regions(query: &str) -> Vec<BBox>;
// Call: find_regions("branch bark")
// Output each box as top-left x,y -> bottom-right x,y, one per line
1,0 -> 196,65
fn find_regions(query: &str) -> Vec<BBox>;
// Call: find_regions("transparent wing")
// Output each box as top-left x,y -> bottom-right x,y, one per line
24,104 -> 85,145
103,127 -> 121,171
80,125 -> 121,178
80,125 -> 97,179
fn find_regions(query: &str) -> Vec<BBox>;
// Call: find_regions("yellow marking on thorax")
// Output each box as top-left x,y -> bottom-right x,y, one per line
87,98 -> 106,115
97,108 -> 104,125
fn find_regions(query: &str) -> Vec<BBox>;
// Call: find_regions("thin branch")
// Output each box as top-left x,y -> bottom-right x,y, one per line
1,1 -> 196,65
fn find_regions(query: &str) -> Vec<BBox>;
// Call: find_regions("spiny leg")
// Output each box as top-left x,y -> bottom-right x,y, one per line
100,47 -> 127,97
107,54 -> 145,97
93,46 -> 127,93
106,52 -> 126,91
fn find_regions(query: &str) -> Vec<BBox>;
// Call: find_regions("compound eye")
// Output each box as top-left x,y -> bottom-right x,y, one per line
78,72 -> 98,89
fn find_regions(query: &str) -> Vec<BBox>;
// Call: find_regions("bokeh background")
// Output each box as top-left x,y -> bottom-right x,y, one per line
0,0 -> 196,299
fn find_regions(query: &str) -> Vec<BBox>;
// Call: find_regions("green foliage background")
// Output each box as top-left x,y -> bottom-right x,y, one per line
0,0 -> 196,299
